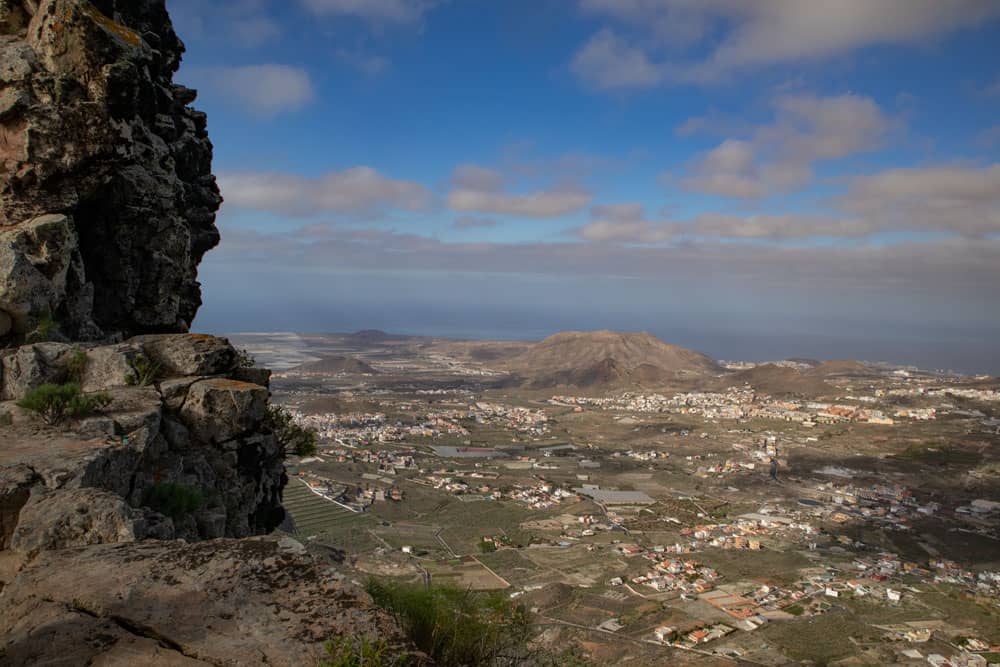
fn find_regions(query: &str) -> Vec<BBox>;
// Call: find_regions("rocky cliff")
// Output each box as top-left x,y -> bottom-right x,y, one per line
0,0 -> 221,342
0,334 -> 284,550
0,2 -> 409,664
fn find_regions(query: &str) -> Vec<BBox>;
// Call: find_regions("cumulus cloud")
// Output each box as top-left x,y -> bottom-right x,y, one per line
577,204 -> 870,243
574,1 -> 1000,87
577,204 -> 673,243
185,65 -> 315,118
679,93 -> 891,198
300,0 -> 439,23
209,222 -> 1000,308
586,162 -> 1000,243
446,164 -> 592,218
570,29 -> 663,90
169,0 -> 282,47
219,167 -> 432,217
842,164 -> 1000,237
450,165 -> 506,192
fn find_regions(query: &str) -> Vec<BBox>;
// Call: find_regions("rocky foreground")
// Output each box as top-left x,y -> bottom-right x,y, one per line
0,334 -> 404,665
0,1 -> 410,663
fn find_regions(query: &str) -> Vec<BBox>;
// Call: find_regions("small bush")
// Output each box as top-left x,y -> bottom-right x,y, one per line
142,483 -> 203,520
365,580 -> 533,667
265,404 -> 318,457
17,383 -> 112,424
236,348 -> 256,368
65,346 -> 88,383
0,412 -> 12,427
126,354 -> 162,386
319,635 -> 412,667
25,313 -> 58,343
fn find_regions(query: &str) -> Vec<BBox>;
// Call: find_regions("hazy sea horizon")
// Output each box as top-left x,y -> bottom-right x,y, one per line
212,321 -> 1000,376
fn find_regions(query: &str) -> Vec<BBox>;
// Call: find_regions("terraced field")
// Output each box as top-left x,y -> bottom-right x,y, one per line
282,480 -> 360,537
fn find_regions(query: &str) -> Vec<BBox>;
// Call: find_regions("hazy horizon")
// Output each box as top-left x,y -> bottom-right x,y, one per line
196,302 -> 1000,375
176,0 -> 1000,377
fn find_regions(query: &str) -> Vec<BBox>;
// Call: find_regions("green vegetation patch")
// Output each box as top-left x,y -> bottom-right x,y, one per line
17,383 -> 111,424
319,635 -> 413,667
266,405 -> 318,457
365,580 -> 533,666
126,354 -> 162,386
142,483 -> 203,520
892,443 -> 981,466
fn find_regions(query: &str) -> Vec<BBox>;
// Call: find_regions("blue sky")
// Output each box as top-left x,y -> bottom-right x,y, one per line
170,0 -> 1000,372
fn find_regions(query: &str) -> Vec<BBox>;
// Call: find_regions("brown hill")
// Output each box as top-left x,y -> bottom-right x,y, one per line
727,364 -> 834,398
292,355 -> 378,374
510,331 -> 719,387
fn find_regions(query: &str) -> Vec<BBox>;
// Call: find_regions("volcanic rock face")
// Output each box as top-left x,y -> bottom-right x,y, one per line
0,334 -> 284,548
0,0 -> 221,342
1,538 -> 406,666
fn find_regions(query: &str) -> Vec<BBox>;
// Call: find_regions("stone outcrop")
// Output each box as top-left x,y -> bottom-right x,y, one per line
0,2 -> 413,663
0,335 -> 411,664
0,334 -> 284,545
0,0 -> 221,342
0,537 -> 407,666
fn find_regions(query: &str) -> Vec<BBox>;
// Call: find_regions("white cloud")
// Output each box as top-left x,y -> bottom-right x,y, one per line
570,29 -> 663,90
230,16 -> 283,47
679,93 -> 891,198
186,65 -> 315,118
449,189 -> 592,218
577,204 -> 868,243
842,164 -> 1000,237
219,167 -> 432,217
300,0 -> 438,23
446,164 -> 592,218
578,203 -> 673,243
169,0 -> 282,48
209,222 -> 1000,313
575,1 -> 1000,85
587,163 -> 1000,243
450,164 -> 506,191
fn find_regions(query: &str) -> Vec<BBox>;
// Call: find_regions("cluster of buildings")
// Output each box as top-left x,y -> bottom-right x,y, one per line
495,482 -> 573,509
316,446 -> 418,473
614,556 -> 722,596
549,388 -> 963,427
468,402 -> 549,435
289,408 -> 469,446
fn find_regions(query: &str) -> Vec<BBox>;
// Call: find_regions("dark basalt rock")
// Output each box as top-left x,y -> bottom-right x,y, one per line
0,0 -> 221,343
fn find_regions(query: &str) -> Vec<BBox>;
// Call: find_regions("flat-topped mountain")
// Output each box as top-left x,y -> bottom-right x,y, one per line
506,330 -> 719,387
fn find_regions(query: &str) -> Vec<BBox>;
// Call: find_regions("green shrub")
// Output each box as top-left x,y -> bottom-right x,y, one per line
0,412 -> 12,427
17,383 -> 112,424
126,354 -> 162,386
265,405 -> 318,457
65,346 -> 88,383
25,313 -> 58,343
236,348 -> 257,368
142,483 -> 203,520
365,580 -> 533,667
319,635 -> 412,667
